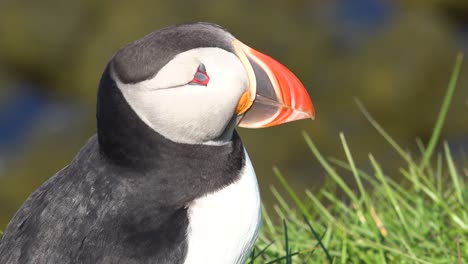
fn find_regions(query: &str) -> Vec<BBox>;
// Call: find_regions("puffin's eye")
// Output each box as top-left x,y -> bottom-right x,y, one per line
189,63 -> 210,86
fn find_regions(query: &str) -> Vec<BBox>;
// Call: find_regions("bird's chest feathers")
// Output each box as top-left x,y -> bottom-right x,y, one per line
183,151 -> 261,264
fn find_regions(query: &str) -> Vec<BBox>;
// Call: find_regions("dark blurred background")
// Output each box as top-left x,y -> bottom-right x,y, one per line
1,0 -> 468,228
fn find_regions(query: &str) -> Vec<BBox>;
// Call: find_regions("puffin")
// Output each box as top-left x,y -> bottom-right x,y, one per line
0,23 -> 314,264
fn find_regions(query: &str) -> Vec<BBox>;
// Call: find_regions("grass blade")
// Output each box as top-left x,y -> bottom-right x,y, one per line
303,215 -> 333,263
303,132 -> 359,204
354,98 -> 413,165
444,142 -> 464,205
273,167 -> 313,220
369,154 -> 408,231
420,53 -> 463,169
282,220 -> 292,264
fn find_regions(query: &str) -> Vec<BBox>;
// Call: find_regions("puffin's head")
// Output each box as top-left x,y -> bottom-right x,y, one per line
97,23 -> 314,149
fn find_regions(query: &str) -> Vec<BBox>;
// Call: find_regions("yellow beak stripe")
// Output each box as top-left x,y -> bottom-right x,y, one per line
235,91 -> 253,115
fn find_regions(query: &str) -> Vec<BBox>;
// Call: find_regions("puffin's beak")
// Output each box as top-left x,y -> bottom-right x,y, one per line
233,40 -> 315,128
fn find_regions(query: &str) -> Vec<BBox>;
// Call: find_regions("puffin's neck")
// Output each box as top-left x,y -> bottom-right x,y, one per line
96,64 -> 238,169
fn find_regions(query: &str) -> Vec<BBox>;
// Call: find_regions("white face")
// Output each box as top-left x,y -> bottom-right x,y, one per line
113,47 -> 249,144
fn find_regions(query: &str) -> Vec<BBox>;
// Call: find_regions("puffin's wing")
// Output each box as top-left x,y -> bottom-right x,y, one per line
0,138 -> 102,263
0,136 -> 189,264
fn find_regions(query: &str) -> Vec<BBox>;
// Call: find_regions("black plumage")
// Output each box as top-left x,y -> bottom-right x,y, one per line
0,131 -> 244,263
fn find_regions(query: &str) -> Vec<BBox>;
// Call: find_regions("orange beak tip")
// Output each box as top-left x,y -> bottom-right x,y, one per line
235,40 -> 315,128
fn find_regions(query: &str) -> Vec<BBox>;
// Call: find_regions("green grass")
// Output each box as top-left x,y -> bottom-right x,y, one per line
249,54 -> 467,263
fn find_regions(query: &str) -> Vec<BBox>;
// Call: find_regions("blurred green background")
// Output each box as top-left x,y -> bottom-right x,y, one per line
1,0 -> 468,229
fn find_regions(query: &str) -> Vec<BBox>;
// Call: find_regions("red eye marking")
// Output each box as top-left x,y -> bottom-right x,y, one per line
189,63 -> 210,86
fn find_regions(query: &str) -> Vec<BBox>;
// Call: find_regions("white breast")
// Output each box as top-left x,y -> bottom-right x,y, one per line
183,149 -> 262,264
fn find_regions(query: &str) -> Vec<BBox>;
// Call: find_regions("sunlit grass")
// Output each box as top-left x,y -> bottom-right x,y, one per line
250,54 -> 466,263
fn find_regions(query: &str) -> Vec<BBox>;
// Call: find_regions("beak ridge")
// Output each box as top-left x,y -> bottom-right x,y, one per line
234,41 -> 315,128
